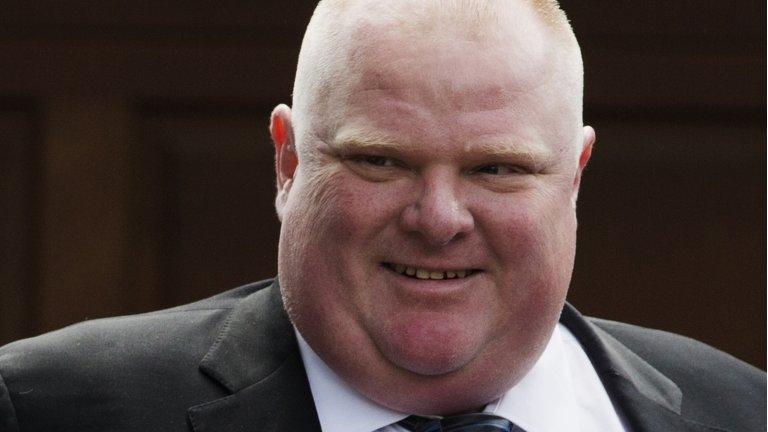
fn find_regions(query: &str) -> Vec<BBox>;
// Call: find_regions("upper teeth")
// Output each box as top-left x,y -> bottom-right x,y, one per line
392,264 -> 470,280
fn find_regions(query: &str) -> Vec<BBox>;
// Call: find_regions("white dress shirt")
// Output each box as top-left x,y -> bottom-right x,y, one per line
296,324 -> 630,432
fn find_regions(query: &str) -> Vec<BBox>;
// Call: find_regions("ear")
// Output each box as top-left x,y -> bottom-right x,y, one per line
572,125 -> 595,203
270,104 -> 298,220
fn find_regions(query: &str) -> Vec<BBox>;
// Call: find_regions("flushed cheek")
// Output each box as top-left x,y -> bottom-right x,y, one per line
474,191 -> 575,298
289,168 -> 405,251
280,171 -> 398,341
323,172 -> 407,239
290,172 -> 408,305
475,201 -> 548,263
477,186 -> 574,258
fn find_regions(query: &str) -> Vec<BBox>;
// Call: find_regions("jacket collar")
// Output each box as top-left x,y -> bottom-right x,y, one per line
560,303 -> 729,432
186,282 -> 726,432
187,280 -> 321,432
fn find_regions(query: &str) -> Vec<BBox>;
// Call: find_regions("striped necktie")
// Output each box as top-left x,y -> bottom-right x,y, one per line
397,413 -> 526,432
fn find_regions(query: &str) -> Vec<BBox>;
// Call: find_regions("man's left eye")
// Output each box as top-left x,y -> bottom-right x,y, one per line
475,164 -> 525,175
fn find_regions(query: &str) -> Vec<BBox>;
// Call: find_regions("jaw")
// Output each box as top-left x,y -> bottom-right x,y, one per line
333,312 -> 550,416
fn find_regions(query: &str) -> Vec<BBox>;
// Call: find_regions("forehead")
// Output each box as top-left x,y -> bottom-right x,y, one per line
346,15 -> 552,103
304,6 -> 578,158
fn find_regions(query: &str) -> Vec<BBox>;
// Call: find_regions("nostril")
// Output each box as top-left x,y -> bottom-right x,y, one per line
397,184 -> 474,247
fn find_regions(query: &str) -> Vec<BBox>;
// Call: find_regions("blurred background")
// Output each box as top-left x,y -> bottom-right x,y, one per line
0,1 -> 764,368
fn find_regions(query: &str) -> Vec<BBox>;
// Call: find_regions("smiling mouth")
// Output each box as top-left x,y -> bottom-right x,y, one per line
383,263 -> 479,280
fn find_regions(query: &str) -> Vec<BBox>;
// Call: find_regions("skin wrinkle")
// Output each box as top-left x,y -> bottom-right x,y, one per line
274,0 -> 594,415
331,129 -> 553,170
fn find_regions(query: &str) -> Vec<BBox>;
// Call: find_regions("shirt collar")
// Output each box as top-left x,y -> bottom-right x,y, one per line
296,331 -> 409,432
485,324 -> 581,432
296,324 -> 579,432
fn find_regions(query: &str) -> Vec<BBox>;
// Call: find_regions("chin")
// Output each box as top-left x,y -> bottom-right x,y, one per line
385,348 -> 474,377
371,313 -> 488,376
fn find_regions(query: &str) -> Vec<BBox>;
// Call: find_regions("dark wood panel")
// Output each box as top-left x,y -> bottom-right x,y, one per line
36,97 -> 133,332
1,1 -> 761,39
583,45 -> 763,110
0,2 -> 762,109
562,1 -> 765,39
570,119 -> 765,368
0,42 -> 298,102
0,42 -> 759,109
0,104 -> 38,345
133,105 -> 279,310
0,1 -> 317,32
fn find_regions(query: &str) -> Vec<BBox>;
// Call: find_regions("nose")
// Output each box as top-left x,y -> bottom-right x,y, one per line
399,170 -> 475,247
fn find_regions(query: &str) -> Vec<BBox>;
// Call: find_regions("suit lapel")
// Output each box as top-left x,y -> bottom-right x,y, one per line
187,285 -> 730,432
187,280 -> 321,432
560,304 -> 729,432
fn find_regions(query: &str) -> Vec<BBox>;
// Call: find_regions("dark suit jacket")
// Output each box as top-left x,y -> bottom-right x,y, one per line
0,279 -> 764,431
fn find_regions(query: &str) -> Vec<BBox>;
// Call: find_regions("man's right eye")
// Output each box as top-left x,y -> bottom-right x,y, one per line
351,155 -> 397,167
343,154 -> 406,182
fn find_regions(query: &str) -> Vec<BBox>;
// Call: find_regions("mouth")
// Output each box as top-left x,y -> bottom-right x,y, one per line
382,262 -> 480,280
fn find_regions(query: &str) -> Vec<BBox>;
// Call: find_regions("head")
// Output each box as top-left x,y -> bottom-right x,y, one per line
270,0 -> 595,414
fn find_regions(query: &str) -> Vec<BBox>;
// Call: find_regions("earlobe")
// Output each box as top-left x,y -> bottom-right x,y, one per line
578,126 -> 595,171
274,179 -> 293,221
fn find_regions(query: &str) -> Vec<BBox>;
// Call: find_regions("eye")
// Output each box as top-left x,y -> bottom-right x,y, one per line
475,164 -> 526,175
342,153 -> 407,182
348,154 -> 400,168
359,155 -> 396,167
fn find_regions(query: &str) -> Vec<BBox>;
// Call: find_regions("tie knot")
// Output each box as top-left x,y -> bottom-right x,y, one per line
397,413 -> 523,432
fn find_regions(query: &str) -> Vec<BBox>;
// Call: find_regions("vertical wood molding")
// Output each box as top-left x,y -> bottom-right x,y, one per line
0,106 -> 37,344
38,96 -> 131,331
131,108 -> 279,310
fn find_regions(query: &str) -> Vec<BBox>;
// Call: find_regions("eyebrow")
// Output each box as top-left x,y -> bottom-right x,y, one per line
466,139 -> 552,163
329,129 -> 408,154
329,128 -> 553,163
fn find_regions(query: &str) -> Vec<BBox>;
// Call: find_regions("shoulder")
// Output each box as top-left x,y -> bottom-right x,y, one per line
0,279 -> 273,431
0,280 -> 268,372
589,316 -> 763,380
588,316 -> 765,418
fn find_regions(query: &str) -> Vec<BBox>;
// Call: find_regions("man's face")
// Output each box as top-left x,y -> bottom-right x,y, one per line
276,17 -> 590,414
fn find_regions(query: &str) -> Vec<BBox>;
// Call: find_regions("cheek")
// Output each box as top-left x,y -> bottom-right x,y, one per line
316,173 -> 408,246
282,167 -> 409,280
473,190 -> 576,340
473,194 -> 545,254
279,170 -> 415,348
474,187 -> 577,283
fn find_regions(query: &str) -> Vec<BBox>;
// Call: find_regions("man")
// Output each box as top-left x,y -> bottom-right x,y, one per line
0,1 -> 764,431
